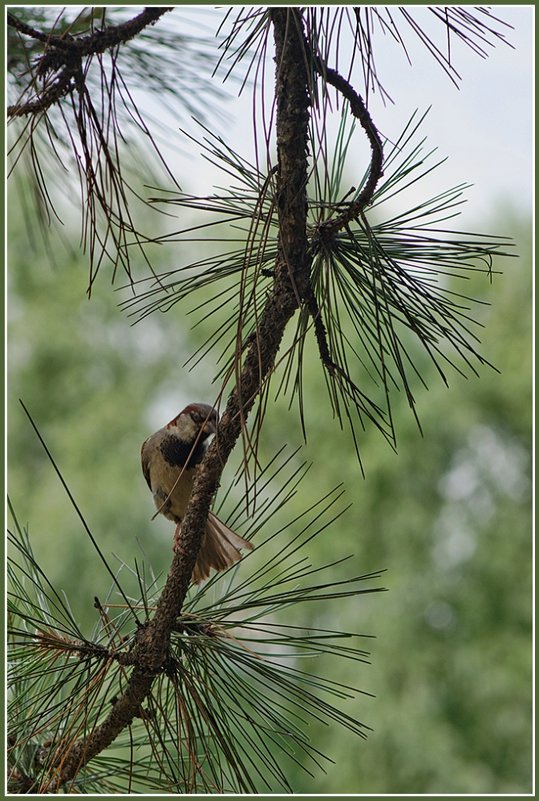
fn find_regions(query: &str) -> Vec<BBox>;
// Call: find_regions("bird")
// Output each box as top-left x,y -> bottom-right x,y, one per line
141,402 -> 253,583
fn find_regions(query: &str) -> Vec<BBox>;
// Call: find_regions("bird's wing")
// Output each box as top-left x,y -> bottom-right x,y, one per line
140,436 -> 153,490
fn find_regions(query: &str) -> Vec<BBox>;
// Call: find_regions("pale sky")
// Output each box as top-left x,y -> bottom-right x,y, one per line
157,5 -> 533,225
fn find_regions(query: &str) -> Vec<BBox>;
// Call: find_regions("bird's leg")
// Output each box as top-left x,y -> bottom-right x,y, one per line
173,521 -> 182,554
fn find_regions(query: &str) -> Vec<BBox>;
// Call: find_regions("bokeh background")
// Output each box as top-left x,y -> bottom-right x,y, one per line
7,5 -> 533,794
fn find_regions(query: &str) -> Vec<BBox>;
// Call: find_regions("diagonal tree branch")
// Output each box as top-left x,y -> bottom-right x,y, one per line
50,7 -> 312,790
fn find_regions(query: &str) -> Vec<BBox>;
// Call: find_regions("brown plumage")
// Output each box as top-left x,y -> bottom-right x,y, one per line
141,402 -> 253,583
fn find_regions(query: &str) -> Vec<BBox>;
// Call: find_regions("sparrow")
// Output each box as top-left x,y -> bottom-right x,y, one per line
141,402 -> 253,583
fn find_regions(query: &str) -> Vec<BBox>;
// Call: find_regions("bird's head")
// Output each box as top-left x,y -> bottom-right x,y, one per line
166,403 -> 218,443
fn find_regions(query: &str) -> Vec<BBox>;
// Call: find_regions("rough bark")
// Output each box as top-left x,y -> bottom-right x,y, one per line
51,7 -> 312,791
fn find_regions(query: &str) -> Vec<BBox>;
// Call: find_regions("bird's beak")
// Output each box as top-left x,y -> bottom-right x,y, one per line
202,416 -> 217,436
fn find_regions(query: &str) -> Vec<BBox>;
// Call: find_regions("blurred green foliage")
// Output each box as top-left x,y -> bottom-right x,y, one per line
8,193 -> 531,793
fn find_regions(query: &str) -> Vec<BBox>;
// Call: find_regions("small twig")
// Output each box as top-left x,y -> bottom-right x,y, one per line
302,280 -> 332,366
37,7 -> 173,74
312,56 -> 384,240
7,70 -> 76,117
30,626 -> 139,667
7,12 -> 65,45
7,7 -> 173,119
304,278 -> 378,402
302,55 -> 384,390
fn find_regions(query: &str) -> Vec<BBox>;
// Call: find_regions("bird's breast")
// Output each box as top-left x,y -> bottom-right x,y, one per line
143,432 -> 198,522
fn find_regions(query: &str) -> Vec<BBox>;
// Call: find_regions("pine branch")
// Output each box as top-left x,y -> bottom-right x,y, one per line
7,7 -> 173,118
295,51 -> 386,453
312,60 -> 384,238
7,6 -> 202,293
9,445 -> 383,792
8,5 -> 516,791
43,8 -> 312,789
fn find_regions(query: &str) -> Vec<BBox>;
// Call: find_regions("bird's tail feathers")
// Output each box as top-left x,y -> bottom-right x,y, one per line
192,512 -> 253,584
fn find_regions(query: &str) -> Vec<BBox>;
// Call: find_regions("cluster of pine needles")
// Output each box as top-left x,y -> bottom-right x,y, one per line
7,6 -> 516,793
8,446 -> 384,793
121,109 -> 513,473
